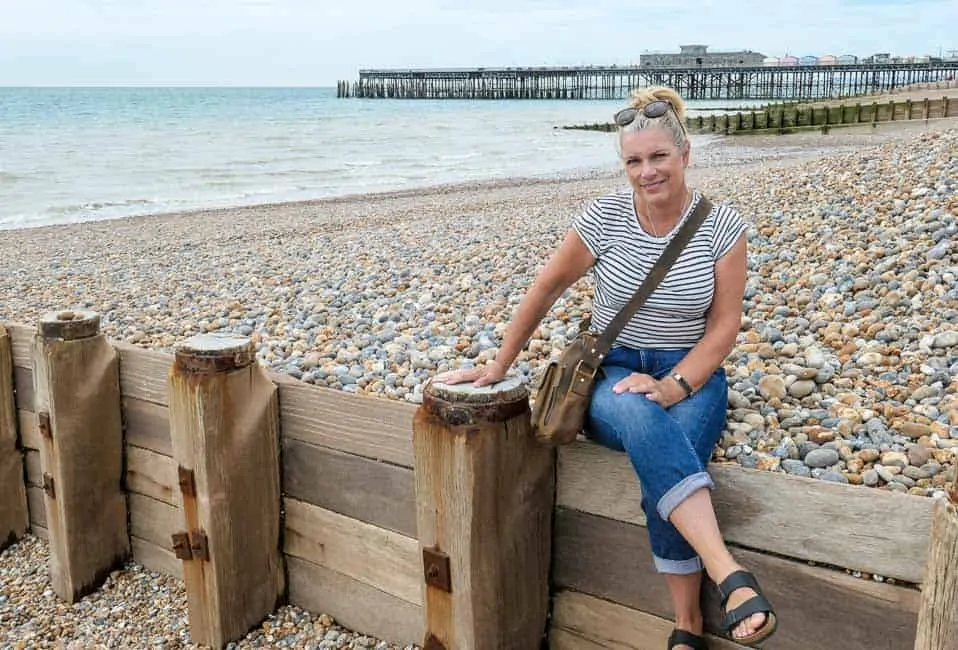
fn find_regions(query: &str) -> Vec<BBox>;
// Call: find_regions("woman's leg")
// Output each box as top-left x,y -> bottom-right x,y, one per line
587,355 -> 715,643
588,350 -> 765,641
665,572 -> 703,647
665,371 -> 769,640
669,491 -> 767,640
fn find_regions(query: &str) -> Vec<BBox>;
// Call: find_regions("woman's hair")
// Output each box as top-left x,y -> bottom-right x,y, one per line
619,85 -> 688,147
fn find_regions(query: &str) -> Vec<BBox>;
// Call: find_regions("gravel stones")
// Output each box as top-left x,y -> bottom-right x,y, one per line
0,128 -> 955,495
0,537 -> 415,649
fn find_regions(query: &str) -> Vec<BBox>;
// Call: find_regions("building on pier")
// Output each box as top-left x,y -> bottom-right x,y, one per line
638,44 -> 766,68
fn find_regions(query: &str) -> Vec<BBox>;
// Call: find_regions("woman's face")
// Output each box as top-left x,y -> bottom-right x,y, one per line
620,126 -> 689,208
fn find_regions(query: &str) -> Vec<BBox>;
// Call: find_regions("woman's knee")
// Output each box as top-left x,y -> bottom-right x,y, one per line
590,378 -> 663,432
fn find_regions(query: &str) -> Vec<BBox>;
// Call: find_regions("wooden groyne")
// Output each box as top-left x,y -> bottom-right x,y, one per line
338,62 -> 958,101
563,93 -> 958,136
3,315 -> 958,649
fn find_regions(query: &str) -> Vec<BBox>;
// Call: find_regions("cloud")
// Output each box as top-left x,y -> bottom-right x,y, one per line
0,0 -> 953,85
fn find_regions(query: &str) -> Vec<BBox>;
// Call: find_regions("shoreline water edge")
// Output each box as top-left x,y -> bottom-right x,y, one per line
1,119 -> 956,647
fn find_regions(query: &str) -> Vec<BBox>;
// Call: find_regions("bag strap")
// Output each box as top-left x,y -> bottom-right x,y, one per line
593,194 -> 713,353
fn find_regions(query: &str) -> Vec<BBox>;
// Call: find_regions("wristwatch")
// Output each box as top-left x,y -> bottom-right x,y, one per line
670,372 -> 694,397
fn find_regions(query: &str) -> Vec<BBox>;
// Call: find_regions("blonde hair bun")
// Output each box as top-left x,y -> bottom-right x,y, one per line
629,86 -> 687,121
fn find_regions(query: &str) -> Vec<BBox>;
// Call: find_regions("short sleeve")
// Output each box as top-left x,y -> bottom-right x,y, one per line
711,205 -> 748,261
571,199 -> 607,258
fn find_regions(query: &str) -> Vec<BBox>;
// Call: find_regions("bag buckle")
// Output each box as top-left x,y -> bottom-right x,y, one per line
571,361 -> 596,396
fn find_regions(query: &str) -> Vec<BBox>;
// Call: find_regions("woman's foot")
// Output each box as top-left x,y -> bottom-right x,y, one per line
716,569 -> 777,646
723,580 -> 765,638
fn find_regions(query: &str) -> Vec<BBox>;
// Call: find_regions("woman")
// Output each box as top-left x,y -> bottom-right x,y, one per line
435,86 -> 776,649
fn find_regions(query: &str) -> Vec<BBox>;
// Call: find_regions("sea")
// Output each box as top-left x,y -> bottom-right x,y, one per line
0,86 -> 757,230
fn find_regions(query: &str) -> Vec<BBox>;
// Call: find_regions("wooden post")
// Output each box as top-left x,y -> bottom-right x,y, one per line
168,333 -> 284,649
33,310 -> 128,601
914,473 -> 958,650
0,325 -> 28,550
413,378 -> 555,650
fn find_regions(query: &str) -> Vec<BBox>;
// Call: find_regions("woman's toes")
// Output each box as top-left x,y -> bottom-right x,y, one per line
733,612 -> 766,639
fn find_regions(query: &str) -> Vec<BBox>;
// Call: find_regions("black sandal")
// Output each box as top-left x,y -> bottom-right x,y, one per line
668,628 -> 707,650
717,570 -> 778,647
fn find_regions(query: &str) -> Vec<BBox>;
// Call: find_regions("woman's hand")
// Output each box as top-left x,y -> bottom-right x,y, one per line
434,360 -> 508,388
612,372 -> 685,407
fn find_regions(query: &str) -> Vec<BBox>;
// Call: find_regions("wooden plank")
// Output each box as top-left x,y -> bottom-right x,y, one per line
128,492 -> 180,551
274,374 -> 416,468
553,508 -> 919,650
550,590 -> 744,650
13,366 -> 33,412
26,485 -> 46,527
413,381 -> 554,650
31,524 -> 48,540
169,348 -> 285,649
556,441 -> 932,582
115,343 -> 171,406
557,442 -> 646,526
282,437 -> 416,537
283,497 -> 422,606
131,536 -> 183,580
24,449 -> 41,486
125,445 -> 179,507
122,398 -> 171,456
287,555 -> 424,647
5,323 -> 34,369
549,627 -> 609,650
0,324 -> 28,548
18,410 -> 40,450
914,500 -> 958,649
35,324 -> 129,601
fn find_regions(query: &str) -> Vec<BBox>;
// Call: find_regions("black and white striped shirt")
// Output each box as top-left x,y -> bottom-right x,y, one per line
572,190 -> 747,349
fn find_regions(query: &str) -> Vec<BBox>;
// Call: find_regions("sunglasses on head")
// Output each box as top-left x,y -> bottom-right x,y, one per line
613,99 -> 680,129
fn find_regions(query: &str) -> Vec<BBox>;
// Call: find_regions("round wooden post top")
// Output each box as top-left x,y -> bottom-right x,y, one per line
39,310 -> 101,341
423,376 -> 529,425
174,333 -> 255,373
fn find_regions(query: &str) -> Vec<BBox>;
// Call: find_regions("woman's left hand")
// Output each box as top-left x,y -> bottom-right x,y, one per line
612,372 -> 685,407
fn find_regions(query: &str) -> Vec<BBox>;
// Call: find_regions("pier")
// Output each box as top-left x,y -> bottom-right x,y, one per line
337,62 -> 958,101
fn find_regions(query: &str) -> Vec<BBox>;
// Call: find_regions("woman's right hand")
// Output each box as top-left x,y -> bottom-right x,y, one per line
434,360 -> 508,388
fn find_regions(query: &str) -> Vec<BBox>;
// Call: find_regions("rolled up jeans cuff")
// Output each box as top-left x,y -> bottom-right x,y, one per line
656,471 -> 714,521
653,554 -> 703,575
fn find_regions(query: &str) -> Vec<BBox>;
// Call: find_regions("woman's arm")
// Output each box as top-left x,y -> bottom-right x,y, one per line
437,230 -> 595,387
630,234 -> 747,405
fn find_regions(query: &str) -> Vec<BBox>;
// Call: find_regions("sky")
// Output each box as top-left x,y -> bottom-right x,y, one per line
0,0 -> 954,86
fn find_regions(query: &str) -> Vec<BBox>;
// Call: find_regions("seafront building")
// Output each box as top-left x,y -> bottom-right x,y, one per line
638,44 -> 766,68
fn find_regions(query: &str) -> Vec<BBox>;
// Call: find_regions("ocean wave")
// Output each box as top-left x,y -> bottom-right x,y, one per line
438,152 -> 481,161
0,171 -> 22,186
44,197 -> 157,216
343,159 -> 382,168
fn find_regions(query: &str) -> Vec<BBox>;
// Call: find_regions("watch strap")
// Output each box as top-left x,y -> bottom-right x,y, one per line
671,372 -> 694,396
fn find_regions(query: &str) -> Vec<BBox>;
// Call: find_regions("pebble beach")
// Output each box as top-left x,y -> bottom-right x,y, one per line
2,120 -> 957,647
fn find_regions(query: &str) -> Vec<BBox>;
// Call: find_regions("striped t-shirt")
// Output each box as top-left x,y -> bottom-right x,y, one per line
572,190 -> 747,349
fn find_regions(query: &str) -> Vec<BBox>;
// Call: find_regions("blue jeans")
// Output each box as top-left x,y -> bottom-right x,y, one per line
585,346 -> 728,575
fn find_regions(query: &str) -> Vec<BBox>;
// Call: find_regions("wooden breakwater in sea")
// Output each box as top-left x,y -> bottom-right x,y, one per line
564,95 -> 958,136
